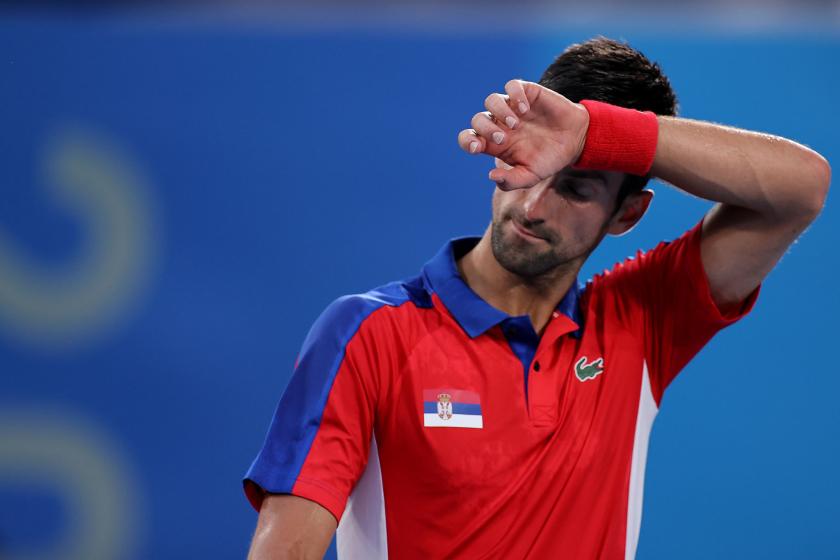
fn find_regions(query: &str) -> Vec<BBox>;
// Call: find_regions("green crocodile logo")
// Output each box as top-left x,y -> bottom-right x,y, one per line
575,356 -> 604,381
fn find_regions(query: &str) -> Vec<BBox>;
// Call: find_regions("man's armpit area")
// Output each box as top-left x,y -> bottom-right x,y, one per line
715,289 -> 760,320
689,221 -> 761,324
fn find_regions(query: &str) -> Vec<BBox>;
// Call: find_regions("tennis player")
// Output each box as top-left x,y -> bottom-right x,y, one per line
243,38 -> 830,560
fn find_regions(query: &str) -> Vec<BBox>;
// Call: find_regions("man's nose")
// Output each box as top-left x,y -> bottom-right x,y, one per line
523,180 -> 552,223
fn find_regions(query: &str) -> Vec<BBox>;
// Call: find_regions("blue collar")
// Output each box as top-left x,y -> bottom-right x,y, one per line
421,237 -> 583,339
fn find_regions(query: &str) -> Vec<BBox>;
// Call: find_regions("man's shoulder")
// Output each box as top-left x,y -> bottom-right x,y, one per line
306,273 -> 434,346
583,226 -> 704,317
588,228 -> 696,290
326,273 -> 433,318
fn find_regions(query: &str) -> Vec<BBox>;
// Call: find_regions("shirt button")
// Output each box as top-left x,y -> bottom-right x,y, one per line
506,327 -> 517,337
533,361 -> 541,371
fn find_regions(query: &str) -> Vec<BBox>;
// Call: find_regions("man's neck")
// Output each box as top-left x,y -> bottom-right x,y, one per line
456,229 -> 581,336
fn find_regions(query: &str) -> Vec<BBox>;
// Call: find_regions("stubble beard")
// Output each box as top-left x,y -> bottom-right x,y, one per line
490,216 -> 571,279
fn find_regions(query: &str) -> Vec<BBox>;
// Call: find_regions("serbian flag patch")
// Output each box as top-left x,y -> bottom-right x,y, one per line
423,389 -> 483,428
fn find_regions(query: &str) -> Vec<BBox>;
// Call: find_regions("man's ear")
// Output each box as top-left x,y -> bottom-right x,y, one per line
607,189 -> 654,237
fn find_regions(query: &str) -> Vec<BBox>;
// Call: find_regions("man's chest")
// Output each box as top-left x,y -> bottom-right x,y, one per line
372,321 -> 647,505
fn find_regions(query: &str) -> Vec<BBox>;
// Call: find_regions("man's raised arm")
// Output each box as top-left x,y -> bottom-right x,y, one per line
650,117 -> 830,311
458,80 -> 831,309
247,494 -> 336,560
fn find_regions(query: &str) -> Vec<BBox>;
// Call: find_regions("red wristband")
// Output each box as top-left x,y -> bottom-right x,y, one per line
573,100 -> 659,176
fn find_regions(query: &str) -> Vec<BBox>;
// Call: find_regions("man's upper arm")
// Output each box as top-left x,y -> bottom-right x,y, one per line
247,493 -> 336,560
700,199 -> 818,314
652,116 -> 831,312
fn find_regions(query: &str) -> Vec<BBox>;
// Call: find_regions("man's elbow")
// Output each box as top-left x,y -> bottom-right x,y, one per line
784,150 -> 832,224
801,151 -> 831,221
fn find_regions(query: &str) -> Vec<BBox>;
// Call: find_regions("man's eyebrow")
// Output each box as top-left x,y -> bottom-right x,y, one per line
567,169 -> 609,184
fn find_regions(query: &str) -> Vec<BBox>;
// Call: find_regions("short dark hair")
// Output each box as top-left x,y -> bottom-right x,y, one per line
538,37 -> 678,209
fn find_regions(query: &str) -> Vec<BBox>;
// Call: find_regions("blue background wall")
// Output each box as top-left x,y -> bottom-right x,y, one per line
0,9 -> 837,560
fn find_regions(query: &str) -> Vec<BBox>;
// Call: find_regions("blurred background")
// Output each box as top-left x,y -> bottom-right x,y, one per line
0,1 -> 838,559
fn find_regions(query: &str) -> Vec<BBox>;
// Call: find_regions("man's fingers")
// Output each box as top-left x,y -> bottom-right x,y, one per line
460,81 -> 543,156
488,164 -> 541,191
471,112 -> 507,145
504,79 -> 530,116
485,93 -> 519,131
458,129 -> 487,154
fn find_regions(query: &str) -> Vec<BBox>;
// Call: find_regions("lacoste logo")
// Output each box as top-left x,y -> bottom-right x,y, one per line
575,356 -> 604,382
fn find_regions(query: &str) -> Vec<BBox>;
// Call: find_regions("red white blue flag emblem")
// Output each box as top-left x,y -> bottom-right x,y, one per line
423,389 -> 482,428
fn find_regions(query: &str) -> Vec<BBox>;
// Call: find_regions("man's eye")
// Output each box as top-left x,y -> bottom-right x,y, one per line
560,180 -> 588,199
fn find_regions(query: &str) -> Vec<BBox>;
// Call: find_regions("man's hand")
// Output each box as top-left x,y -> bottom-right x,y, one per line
457,80 -> 590,190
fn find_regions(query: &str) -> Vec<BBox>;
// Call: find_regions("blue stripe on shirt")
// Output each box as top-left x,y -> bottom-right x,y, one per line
423,401 -> 482,416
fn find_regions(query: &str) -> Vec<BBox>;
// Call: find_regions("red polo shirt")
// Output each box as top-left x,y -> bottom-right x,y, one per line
244,221 -> 758,560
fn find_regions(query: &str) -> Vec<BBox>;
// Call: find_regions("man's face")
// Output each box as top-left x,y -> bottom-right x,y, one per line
490,165 -> 627,278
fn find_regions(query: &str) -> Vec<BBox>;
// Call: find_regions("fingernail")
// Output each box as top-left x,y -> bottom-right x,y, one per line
519,102 -> 528,114
469,141 -> 479,153
493,132 -> 504,144
492,176 -> 505,184
505,116 -> 516,129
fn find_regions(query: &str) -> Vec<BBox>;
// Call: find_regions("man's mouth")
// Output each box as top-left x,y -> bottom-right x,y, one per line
510,219 -> 546,242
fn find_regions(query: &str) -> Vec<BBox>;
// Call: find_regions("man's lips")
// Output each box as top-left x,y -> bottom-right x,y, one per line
510,220 -> 546,241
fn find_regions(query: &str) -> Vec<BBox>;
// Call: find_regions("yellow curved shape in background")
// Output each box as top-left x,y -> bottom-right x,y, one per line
0,124 -> 158,352
0,406 -> 143,560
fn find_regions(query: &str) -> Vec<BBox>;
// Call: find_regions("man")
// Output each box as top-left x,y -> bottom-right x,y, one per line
243,38 -> 830,560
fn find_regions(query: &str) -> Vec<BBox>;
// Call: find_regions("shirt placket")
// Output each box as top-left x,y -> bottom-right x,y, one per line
528,312 -> 580,426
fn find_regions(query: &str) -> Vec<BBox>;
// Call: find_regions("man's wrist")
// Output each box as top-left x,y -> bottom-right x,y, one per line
572,100 -> 659,176
572,102 -> 590,167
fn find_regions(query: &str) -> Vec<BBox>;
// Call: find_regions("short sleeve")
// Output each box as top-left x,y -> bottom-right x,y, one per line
243,294 -> 392,522
600,220 -> 759,404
